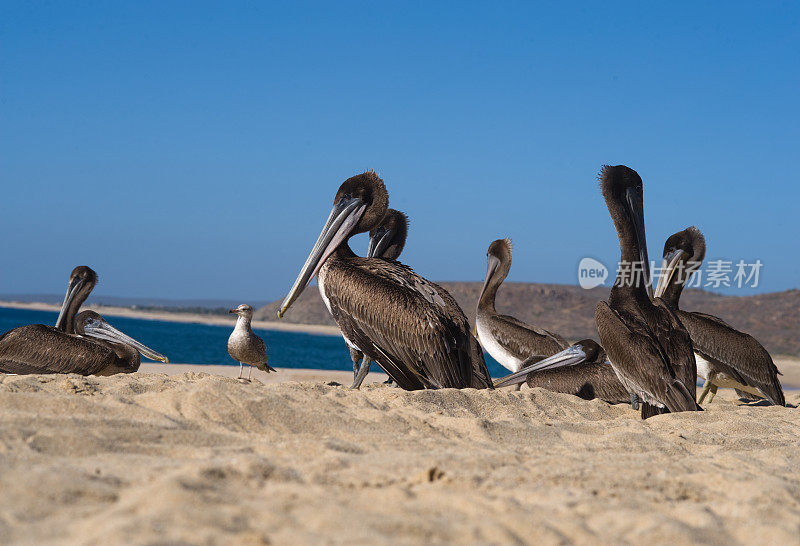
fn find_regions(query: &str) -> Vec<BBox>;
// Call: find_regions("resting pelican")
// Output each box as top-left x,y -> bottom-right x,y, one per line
493,339 -> 634,405
228,304 -> 276,380
349,208 -> 408,389
654,226 -> 784,405
55,266 -> 98,333
0,310 -> 168,375
475,238 -> 569,389
278,170 -> 492,390
595,165 -> 699,419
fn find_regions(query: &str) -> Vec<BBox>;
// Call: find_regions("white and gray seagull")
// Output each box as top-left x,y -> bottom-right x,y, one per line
227,304 -> 276,380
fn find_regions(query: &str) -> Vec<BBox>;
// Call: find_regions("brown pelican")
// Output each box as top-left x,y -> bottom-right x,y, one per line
55,266 -> 98,333
278,170 -> 492,390
350,208 -> 409,389
494,339 -> 635,405
654,227 -> 785,405
595,165 -> 699,419
0,310 -> 168,375
228,304 -> 276,380
475,238 -> 569,388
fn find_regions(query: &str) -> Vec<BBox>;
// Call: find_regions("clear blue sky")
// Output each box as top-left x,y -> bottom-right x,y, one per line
2,2 -> 798,301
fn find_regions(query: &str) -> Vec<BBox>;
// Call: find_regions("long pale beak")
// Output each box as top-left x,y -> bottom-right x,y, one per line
493,344 -> 588,388
654,249 -> 685,299
479,255 -> 500,299
626,188 -> 652,298
367,226 -> 392,258
278,196 -> 367,318
84,320 -> 169,363
55,278 -> 84,331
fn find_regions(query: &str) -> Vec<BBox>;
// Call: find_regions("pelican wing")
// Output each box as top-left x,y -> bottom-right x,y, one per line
0,325 -> 115,375
596,301 -> 697,413
678,310 -> 784,405
484,313 -> 569,360
322,259 -> 486,389
525,362 -> 631,404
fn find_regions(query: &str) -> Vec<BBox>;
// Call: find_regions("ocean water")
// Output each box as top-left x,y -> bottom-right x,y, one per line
0,307 -> 508,377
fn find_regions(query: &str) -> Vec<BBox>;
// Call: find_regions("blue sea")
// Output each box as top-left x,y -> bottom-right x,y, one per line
0,307 -> 508,377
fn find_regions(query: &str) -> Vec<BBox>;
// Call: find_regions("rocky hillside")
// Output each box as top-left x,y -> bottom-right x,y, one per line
256,283 -> 800,357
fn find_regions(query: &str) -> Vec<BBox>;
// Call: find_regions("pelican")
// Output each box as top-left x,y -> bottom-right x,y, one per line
349,208 -> 408,389
278,170 -> 492,390
494,339 -> 635,405
654,227 -> 784,405
0,310 -> 168,375
475,238 -> 569,389
595,165 -> 699,419
55,266 -> 98,333
228,304 -> 276,380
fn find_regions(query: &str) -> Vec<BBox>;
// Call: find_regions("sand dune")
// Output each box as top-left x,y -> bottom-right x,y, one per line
0,371 -> 798,545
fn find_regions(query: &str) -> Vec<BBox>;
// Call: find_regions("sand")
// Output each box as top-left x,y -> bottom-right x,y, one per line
0,368 -> 798,545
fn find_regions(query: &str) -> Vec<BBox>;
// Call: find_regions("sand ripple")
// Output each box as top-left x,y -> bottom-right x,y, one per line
0,372 -> 798,545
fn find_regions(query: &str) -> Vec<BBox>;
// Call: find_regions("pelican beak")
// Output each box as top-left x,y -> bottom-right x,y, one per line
480,254 -> 501,299
84,320 -> 169,363
625,188 -> 652,298
493,344 -> 588,388
55,276 -> 85,331
278,195 -> 367,318
654,249 -> 685,299
367,226 -> 392,258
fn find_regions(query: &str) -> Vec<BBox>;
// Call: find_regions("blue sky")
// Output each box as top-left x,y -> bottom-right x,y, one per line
2,2 -> 798,301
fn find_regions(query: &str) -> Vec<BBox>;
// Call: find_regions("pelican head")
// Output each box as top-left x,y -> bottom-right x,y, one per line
654,226 -> 706,301
55,266 -> 99,333
279,171 -> 389,318
494,339 -> 606,388
75,310 -> 169,363
229,304 -> 254,318
367,208 -> 409,260
600,165 -> 652,298
481,238 -> 512,296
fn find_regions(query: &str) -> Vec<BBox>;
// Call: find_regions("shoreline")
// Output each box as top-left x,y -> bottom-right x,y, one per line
0,300 -> 340,336
3,300 -> 799,387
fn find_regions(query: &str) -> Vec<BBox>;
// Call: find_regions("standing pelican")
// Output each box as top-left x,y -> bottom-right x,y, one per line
228,304 -> 276,380
654,227 -> 784,405
493,339 -> 634,405
0,310 -> 168,375
278,171 -> 492,390
475,239 -> 569,388
349,208 -> 409,389
55,266 -> 98,333
595,165 -> 698,419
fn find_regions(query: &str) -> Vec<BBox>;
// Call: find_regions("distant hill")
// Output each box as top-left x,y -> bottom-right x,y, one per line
255,282 -> 800,357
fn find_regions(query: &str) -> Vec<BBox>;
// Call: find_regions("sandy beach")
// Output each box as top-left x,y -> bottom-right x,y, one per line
0,301 -> 340,336
0,366 -> 798,545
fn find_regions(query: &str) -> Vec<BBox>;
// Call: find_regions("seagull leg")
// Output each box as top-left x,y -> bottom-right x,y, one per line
350,359 -> 371,389
698,380 -> 712,404
706,383 -> 718,403
238,362 -> 243,379
248,365 -> 253,380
